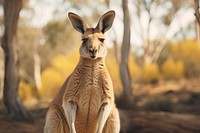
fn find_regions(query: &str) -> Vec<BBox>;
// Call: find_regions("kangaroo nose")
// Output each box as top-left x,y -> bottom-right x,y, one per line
89,49 -> 97,54
89,48 -> 97,58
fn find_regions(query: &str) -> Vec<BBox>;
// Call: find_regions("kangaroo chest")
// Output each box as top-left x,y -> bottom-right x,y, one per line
75,66 -> 104,111
64,61 -> 112,105
63,59 -> 114,132
69,65 -> 105,132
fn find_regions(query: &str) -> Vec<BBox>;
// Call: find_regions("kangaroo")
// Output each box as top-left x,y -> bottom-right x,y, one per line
44,10 -> 120,133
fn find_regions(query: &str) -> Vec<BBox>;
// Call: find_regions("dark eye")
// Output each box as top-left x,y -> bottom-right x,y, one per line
98,38 -> 105,43
82,38 -> 88,44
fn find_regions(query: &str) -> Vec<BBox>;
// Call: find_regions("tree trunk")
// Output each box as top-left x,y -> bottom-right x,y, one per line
194,0 -> 200,44
34,53 -> 42,89
0,47 -> 4,100
143,1 -> 153,64
1,0 -> 30,120
104,0 -> 120,63
119,0 -> 134,109
33,51 -> 42,99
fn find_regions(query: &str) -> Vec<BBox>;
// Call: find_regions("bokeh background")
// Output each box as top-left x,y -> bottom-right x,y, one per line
0,0 -> 200,133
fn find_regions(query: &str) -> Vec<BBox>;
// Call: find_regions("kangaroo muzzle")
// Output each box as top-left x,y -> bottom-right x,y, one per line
88,48 -> 97,58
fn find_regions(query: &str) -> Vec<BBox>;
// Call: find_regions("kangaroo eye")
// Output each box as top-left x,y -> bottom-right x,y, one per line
98,38 -> 105,43
82,38 -> 88,44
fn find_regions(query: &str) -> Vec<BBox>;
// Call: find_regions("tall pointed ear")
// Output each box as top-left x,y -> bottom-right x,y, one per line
68,12 -> 90,34
96,10 -> 115,33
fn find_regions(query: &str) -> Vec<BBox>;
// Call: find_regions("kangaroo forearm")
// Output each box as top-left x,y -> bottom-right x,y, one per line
62,100 -> 77,133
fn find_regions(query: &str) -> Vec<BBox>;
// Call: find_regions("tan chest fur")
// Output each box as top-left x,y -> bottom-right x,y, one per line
63,58 -> 114,133
75,86 -> 101,133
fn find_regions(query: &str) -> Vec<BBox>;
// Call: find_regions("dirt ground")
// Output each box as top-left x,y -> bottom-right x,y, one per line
0,80 -> 200,133
0,109 -> 45,133
0,108 -> 200,133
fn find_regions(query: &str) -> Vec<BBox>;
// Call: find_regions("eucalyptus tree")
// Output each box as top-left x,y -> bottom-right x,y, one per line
1,0 -> 30,119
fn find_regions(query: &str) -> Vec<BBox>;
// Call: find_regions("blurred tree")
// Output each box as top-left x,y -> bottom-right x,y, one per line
1,0 -> 30,119
119,0 -> 134,109
194,0 -> 200,43
67,0 -> 106,22
0,1 -> 4,101
41,19 -> 80,69
17,21 -> 79,98
23,0 -> 47,96
17,27 -> 36,84
106,48 -> 122,96
0,47 -> 3,100
104,0 -> 120,63
133,0 -> 192,64
17,0 -> 77,97
18,0 -> 71,97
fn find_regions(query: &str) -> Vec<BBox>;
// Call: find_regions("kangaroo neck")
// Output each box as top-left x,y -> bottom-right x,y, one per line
78,57 -> 106,69
75,57 -> 107,80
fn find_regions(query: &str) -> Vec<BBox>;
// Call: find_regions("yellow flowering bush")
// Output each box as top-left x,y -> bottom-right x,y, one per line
161,58 -> 184,80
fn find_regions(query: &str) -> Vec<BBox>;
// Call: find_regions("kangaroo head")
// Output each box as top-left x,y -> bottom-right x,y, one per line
68,11 -> 115,59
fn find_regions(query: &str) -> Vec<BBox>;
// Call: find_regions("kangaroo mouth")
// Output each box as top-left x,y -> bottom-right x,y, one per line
90,55 -> 96,59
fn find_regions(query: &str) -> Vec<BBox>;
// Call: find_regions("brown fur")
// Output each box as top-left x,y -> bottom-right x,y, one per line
44,10 -> 120,133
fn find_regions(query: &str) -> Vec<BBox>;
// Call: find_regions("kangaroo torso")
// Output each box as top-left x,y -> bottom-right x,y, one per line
63,58 -> 114,132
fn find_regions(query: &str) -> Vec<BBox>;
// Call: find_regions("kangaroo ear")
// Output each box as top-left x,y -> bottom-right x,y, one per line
68,12 -> 90,34
96,10 -> 115,33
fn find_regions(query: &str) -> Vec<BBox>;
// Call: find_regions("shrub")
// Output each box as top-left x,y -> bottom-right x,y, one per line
171,39 -> 200,78
51,54 -> 78,77
40,53 -> 79,99
106,53 -> 142,96
129,55 -> 142,82
19,81 -> 33,101
189,92 -> 200,104
143,96 -> 174,112
40,67 -> 63,99
106,49 -> 122,96
161,58 -> 184,80
140,63 -> 160,84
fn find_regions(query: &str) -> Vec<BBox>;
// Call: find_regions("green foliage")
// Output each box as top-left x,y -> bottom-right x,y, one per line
17,27 -> 39,81
43,19 -> 80,50
143,96 -> 174,112
161,58 -> 184,80
40,19 -> 81,70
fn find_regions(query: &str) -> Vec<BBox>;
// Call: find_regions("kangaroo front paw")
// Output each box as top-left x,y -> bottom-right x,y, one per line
96,129 -> 101,133
70,129 -> 76,133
